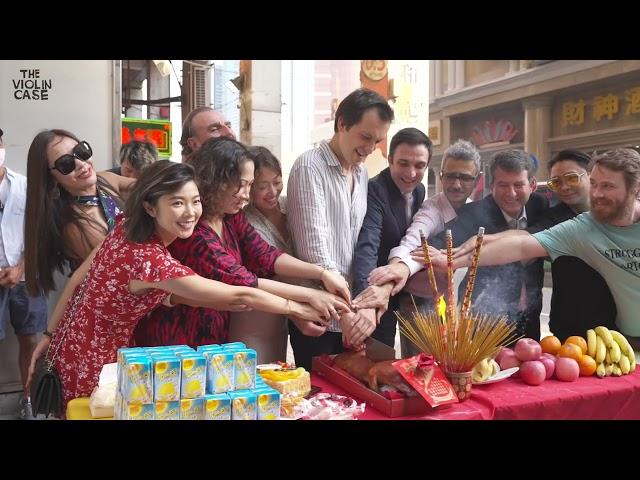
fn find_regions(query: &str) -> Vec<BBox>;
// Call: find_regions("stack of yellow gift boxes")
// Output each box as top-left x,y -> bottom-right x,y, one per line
115,342 -> 280,420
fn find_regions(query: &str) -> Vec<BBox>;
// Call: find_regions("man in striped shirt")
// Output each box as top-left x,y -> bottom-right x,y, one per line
286,88 -> 394,370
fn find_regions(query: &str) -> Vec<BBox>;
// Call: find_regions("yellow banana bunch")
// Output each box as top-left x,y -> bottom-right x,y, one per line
596,363 -> 606,378
592,326 -> 637,377
587,330 -> 597,358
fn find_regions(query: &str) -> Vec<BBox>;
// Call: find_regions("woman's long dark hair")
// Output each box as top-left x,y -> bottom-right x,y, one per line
124,160 -> 198,243
24,129 -> 123,296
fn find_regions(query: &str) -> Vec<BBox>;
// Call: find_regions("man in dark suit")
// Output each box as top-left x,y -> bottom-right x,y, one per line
352,128 -> 432,347
429,149 -> 549,341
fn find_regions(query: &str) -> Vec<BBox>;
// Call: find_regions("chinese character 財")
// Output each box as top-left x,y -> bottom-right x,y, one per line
561,100 -> 585,126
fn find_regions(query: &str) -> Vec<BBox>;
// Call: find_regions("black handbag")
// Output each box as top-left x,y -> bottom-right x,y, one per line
30,357 -> 63,418
30,279 -> 86,419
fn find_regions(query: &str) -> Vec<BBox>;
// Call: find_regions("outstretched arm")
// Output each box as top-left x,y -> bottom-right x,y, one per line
147,275 -> 328,325
412,232 -> 548,271
273,253 -> 351,303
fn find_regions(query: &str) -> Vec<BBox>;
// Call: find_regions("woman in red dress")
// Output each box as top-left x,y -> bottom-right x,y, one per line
134,138 -> 352,352
27,161 -> 334,412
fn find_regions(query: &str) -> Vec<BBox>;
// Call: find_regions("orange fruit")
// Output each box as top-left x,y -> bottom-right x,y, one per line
565,336 -> 588,355
558,343 -> 583,362
578,355 -> 597,376
540,335 -> 562,355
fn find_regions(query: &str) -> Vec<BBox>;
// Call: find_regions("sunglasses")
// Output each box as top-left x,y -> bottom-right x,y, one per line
546,172 -> 586,191
440,171 -> 478,183
49,141 -> 93,175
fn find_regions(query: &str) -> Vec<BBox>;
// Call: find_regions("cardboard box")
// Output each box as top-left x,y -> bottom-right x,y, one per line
312,355 -> 434,418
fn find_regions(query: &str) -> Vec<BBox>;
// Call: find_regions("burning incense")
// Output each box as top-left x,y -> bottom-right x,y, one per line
419,229 -> 440,300
460,227 -> 485,319
445,229 -> 454,322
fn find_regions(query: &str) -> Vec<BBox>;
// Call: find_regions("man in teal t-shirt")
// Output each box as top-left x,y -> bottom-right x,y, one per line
434,148 -> 640,340
533,212 -> 640,336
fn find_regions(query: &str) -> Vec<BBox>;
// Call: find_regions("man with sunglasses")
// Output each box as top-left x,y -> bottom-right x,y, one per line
357,139 -> 481,356
0,128 -> 48,419
179,107 -> 236,162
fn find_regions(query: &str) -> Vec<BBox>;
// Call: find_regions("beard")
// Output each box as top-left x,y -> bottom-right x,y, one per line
591,196 -> 634,223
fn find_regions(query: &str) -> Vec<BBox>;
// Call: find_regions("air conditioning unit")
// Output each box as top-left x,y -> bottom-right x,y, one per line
190,64 -> 211,111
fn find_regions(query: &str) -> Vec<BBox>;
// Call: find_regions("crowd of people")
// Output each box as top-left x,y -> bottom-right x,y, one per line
0,86 -> 637,418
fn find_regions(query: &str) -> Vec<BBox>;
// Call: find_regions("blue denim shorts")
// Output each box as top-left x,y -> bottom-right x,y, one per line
0,282 -> 48,340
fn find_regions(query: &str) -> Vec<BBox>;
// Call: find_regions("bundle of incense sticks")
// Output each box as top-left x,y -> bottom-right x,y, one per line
446,229 -> 454,322
419,229 -> 440,300
461,227 -> 485,319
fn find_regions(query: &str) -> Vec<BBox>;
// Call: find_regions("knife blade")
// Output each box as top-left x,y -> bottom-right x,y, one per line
364,337 -> 396,362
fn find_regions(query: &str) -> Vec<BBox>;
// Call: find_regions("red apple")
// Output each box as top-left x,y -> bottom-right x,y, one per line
555,357 -> 580,382
520,360 -> 546,386
541,353 -> 557,362
537,356 -> 555,379
514,338 -> 542,362
499,350 -> 521,371
496,347 -> 514,365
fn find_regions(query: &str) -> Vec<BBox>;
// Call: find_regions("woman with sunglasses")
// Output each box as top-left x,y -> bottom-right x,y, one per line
24,129 -> 134,297
26,160 -> 331,414
132,138 -> 351,358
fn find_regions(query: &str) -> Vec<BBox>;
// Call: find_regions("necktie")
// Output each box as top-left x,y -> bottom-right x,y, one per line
404,192 -> 413,224
508,217 -> 528,311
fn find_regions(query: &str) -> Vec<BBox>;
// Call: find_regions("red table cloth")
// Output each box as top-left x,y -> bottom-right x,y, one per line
310,369 -> 640,420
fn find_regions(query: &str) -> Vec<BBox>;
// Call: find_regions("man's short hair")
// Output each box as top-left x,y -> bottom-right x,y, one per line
333,88 -> 394,133
389,128 -> 432,160
548,149 -> 591,172
442,139 -> 481,173
590,148 -> 640,191
489,149 -> 536,185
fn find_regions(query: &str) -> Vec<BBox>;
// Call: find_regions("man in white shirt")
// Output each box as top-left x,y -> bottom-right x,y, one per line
354,140 -> 481,355
0,128 -> 48,418
287,88 -> 394,369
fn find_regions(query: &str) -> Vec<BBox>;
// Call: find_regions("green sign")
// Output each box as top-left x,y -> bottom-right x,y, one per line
122,118 -> 172,157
